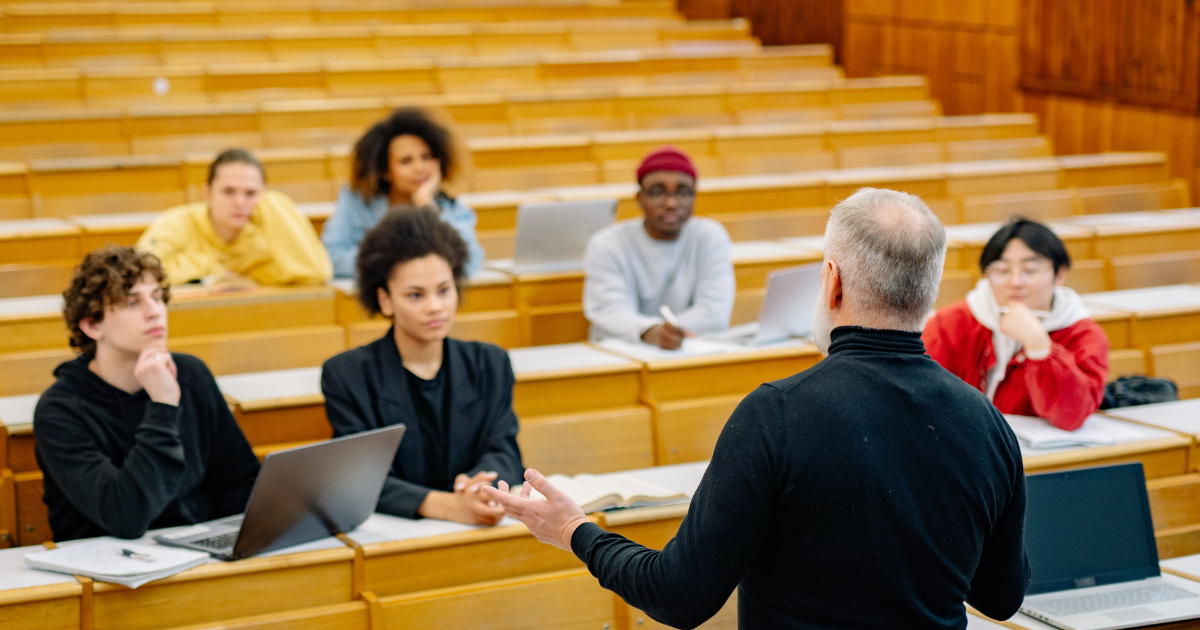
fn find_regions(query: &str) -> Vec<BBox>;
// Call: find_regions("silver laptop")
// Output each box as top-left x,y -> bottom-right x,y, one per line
706,262 -> 822,346
1020,463 -> 1200,629
155,425 -> 405,561
501,199 -> 617,274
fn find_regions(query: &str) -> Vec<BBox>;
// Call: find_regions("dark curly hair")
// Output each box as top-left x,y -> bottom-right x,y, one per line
63,245 -> 171,356
350,107 -> 458,204
356,205 -> 469,316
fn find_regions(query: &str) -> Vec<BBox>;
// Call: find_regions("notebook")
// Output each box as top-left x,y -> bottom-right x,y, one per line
522,473 -> 688,512
1005,414 -> 1150,450
25,539 -> 209,589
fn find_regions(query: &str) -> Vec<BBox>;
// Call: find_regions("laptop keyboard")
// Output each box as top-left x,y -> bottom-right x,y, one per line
191,532 -> 239,552
1032,583 -> 1199,617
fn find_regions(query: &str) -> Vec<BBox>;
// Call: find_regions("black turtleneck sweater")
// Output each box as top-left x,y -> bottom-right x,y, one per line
571,327 -> 1030,629
34,353 -> 260,541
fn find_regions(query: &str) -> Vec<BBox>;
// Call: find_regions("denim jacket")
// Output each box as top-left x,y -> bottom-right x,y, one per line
322,186 -> 485,278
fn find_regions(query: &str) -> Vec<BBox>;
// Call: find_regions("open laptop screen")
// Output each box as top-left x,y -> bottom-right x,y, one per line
1025,463 -> 1160,595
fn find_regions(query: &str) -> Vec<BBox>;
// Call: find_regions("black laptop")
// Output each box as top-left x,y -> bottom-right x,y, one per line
155,425 -> 405,560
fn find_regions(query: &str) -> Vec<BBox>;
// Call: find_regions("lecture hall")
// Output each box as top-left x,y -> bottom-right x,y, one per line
2,0 -> 1200,628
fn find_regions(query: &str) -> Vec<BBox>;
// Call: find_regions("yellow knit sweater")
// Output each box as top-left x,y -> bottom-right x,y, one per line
136,190 -> 332,286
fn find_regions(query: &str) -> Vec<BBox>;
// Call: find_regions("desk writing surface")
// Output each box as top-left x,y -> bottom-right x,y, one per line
966,612 -> 1017,629
943,221 -> 1091,245
0,545 -> 78,593
616,460 -> 708,498
509,342 -> 638,377
1081,285 -> 1200,315
0,394 -> 38,432
0,218 -> 77,238
66,211 -> 160,231
329,278 -> 355,294
215,366 -> 323,407
729,240 -> 822,263
1014,415 -> 1190,478
1062,211 -> 1200,231
295,200 -> 335,220
345,513 -> 521,546
0,294 -> 62,318
1103,400 -> 1200,437
1011,414 -> 1177,457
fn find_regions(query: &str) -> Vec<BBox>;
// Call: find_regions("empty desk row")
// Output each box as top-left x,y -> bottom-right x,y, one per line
0,18 -> 757,68
0,0 -> 680,33
0,46 -> 839,110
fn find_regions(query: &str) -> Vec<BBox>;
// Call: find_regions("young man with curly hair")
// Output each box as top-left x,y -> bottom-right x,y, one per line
321,206 -> 522,526
34,246 -> 260,541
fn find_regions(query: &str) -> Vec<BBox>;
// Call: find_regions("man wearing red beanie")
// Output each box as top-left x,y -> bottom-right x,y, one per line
583,146 -> 735,349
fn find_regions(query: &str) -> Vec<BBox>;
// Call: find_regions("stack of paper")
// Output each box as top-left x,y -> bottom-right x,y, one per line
1005,414 -> 1150,450
25,539 -> 209,588
597,337 -> 733,362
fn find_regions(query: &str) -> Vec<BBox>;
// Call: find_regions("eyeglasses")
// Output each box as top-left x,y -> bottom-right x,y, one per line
641,186 -> 696,205
985,263 -> 1052,283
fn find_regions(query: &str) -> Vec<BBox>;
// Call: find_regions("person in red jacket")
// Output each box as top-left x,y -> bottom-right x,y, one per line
923,218 -> 1108,431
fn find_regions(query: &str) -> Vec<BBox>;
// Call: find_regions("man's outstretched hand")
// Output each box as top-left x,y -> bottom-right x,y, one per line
481,469 -> 590,552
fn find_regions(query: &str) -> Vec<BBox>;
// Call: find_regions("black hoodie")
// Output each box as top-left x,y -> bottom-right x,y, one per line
34,353 -> 260,541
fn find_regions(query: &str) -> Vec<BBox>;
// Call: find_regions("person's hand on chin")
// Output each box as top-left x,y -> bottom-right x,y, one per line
481,469 -> 589,552
134,347 -> 180,406
999,301 -> 1051,355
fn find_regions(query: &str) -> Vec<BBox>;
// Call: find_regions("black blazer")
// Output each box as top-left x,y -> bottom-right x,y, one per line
321,330 -> 523,518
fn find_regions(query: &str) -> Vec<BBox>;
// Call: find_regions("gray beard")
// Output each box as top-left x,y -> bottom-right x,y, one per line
813,297 -> 834,357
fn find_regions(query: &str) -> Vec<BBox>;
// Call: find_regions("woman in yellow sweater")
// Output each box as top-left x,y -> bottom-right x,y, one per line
137,149 -> 332,287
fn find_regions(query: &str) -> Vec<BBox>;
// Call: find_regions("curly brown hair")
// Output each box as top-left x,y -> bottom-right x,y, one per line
350,107 -> 459,204
356,205 -> 469,316
63,246 -> 171,356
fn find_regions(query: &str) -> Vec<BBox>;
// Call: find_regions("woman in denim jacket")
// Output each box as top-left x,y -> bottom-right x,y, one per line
323,107 -> 485,278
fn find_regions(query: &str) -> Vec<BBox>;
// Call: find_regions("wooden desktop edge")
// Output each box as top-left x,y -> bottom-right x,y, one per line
1022,436 -> 1193,470
89,546 -> 355,592
514,361 -> 642,383
237,394 -> 328,412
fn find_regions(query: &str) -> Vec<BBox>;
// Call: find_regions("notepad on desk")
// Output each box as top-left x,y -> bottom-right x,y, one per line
1004,414 -> 1151,450
25,539 -> 209,589
522,473 -> 688,513
597,337 -> 732,362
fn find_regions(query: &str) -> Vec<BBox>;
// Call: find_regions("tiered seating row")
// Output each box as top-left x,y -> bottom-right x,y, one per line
0,45 -> 837,110
0,74 -> 940,166
0,18 -> 755,68
0,0 -> 680,33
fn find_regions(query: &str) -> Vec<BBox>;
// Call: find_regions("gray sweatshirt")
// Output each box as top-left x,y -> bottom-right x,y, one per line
583,217 -> 735,342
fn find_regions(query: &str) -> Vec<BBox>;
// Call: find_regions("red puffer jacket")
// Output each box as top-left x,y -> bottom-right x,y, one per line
922,301 -> 1109,431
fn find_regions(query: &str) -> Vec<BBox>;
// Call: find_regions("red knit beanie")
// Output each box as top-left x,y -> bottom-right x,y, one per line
636,146 -> 697,183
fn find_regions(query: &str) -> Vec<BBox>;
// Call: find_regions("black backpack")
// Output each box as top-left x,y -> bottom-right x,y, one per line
1100,376 -> 1179,410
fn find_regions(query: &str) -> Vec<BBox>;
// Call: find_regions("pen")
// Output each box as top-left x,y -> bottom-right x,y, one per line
998,307 -> 1052,318
114,548 -> 156,563
659,305 -> 683,328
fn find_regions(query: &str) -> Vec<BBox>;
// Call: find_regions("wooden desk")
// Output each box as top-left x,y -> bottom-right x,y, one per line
0,295 -> 66,355
1014,415 -> 1192,479
0,545 -> 82,630
510,343 -> 651,474
215,367 -> 329,453
1104,400 -> 1200,472
1059,211 -> 1200,258
600,340 -> 823,465
0,218 -> 80,266
66,211 -> 160,252
1082,285 -> 1200,347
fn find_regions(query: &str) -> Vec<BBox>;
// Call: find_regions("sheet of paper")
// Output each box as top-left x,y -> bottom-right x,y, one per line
1005,414 -> 1152,450
597,337 -> 734,362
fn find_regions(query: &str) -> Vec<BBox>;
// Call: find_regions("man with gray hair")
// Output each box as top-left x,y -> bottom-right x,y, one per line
485,188 -> 1030,629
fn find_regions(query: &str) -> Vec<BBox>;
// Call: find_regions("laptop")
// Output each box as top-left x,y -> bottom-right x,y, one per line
493,199 -> 617,274
154,424 -> 405,561
706,262 -> 822,346
1020,462 -> 1200,629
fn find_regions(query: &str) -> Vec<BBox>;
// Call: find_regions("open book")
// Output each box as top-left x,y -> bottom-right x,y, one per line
521,473 -> 688,513
1005,414 -> 1150,450
25,539 -> 209,589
